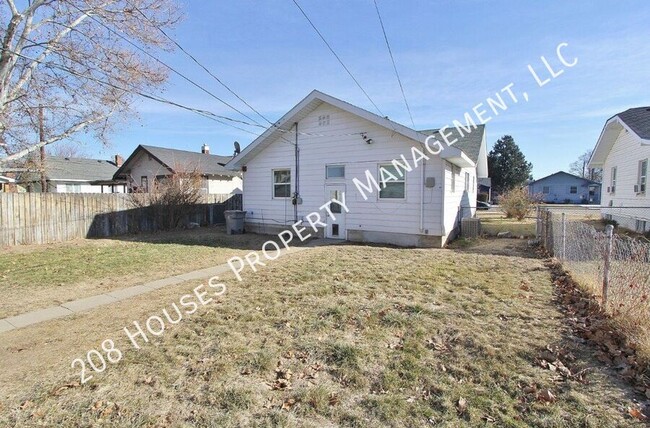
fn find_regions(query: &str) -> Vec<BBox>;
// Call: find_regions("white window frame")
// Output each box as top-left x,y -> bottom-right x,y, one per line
272,168 -> 291,199
638,159 -> 648,194
610,166 -> 617,194
325,164 -> 345,180
378,163 -> 406,200
464,172 -> 470,192
450,164 -> 456,193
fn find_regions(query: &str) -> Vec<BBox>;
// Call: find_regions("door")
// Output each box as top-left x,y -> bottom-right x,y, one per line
325,185 -> 346,239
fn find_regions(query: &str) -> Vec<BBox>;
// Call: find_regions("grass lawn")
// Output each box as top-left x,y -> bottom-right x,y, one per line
0,226 -> 272,318
0,241 -> 644,427
476,211 -> 537,238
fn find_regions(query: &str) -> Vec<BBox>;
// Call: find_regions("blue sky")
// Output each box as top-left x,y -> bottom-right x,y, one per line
83,0 -> 650,179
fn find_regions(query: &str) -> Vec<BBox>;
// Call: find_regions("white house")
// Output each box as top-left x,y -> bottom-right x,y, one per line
0,175 -> 15,192
226,90 -> 488,247
589,106 -> 650,232
18,156 -> 126,193
114,144 -> 242,195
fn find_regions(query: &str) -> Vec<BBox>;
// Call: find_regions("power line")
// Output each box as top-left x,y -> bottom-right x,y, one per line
373,0 -> 415,128
123,0 -> 275,127
290,0 -> 385,117
1,46 -> 263,137
65,2 -> 266,128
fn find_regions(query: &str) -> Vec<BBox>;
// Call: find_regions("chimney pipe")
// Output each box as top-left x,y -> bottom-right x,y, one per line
201,144 -> 210,155
114,154 -> 124,167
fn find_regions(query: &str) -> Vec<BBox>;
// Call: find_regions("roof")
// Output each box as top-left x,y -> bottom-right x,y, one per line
418,124 -> 485,164
114,145 -> 238,178
226,90 -> 475,170
478,177 -> 491,187
528,171 -> 601,186
589,107 -> 650,167
617,107 -> 650,140
40,157 -> 121,182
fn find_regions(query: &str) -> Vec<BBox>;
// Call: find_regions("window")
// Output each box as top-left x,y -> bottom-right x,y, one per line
638,159 -> 648,194
610,166 -> 617,193
326,165 -> 345,179
318,114 -> 330,126
570,186 -> 577,194
273,169 -> 291,198
65,184 -> 81,193
542,186 -> 550,194
464,172 -> 470,192
379,164 -> 405,199
140,176 -> 149,193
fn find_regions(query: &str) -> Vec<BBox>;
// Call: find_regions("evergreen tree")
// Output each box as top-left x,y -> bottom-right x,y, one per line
487,135 -> 533,193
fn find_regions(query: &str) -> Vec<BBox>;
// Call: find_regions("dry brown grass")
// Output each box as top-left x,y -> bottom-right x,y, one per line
0,242 -> 645,427
0,226 -> 271,318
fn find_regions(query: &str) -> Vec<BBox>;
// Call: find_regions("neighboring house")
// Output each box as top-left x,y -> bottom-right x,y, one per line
589,107 -> 650,233
225,90 -> 488,247
18,156 -> 126,193
113,144 -> 242,194
0,175 -> 15,192
528,171 -> 601,204
478,177 -> 492,202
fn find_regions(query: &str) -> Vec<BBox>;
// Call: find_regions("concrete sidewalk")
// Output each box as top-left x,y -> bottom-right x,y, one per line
0,244 -> 324,334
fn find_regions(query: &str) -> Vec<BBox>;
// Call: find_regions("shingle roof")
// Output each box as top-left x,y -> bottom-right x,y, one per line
43,157 -> 120,182
418,124 -> 485,164
137,145 -> 237,177
616,107 -> 650,140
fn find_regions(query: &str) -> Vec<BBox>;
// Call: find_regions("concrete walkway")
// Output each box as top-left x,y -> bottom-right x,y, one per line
0,243 -> 327,334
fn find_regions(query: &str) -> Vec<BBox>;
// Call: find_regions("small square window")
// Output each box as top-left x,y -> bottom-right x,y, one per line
542,186 -> 550,194
318,114 -> 330,126
326,165 -> 345,179
570,186 -> 577,194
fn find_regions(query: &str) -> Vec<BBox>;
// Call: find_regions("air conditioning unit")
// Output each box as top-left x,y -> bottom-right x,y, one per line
461,218 -> 481,239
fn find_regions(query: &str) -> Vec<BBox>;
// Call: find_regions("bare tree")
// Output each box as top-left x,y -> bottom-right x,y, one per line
47,140 -> 89,158
569,150 -> 602,182
129,165 -> 205,230
0,0 -> 180,166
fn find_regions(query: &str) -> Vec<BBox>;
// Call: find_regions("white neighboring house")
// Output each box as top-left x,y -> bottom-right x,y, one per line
114,144 -> 242,195
0,175 -> 15,192
226,90 -> 488,247
589,106 -> 650,233
18,156 -> 126,193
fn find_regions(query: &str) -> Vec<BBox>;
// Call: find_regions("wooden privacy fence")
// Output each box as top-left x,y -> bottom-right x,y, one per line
0,193 -> 242,246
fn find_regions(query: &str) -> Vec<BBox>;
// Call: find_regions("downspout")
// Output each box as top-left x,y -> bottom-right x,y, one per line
294,121 -> 299,223
420,159 -> 425,233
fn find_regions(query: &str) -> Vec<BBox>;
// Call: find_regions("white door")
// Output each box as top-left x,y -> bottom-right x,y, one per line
325,185 -> 346,239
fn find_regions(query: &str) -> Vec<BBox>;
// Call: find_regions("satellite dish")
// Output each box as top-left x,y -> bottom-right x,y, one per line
234,141 -> 241,156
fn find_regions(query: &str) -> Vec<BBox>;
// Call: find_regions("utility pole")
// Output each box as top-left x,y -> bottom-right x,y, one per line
39,105 -> 46,193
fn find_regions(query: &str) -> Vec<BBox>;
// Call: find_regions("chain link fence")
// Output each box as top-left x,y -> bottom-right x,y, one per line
538,207 -> 650,344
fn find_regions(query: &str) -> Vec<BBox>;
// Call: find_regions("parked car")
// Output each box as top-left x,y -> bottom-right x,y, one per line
477,201 -> 491,210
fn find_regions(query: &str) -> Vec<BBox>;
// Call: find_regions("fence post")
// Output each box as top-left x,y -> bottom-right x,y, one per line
602,224 -> 614,306
560,213 -> 566,260
536,205 -> 541,239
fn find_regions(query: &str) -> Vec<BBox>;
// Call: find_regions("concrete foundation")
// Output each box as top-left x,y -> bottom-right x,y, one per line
244,221 -> 325,239
347,229 -> 445,248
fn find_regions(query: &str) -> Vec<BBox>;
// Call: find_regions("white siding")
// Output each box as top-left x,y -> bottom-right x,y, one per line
242,103 -> 462,239
441,161 -> 477,236
601,129 -> 650,231
208,176 -> 242,194
125,151 -> 241,195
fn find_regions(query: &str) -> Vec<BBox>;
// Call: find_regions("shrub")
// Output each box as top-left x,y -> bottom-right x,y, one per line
498,187 -> 539,221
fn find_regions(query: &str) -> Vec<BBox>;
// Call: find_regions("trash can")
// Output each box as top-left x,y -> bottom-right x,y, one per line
224,210 -> 247,235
